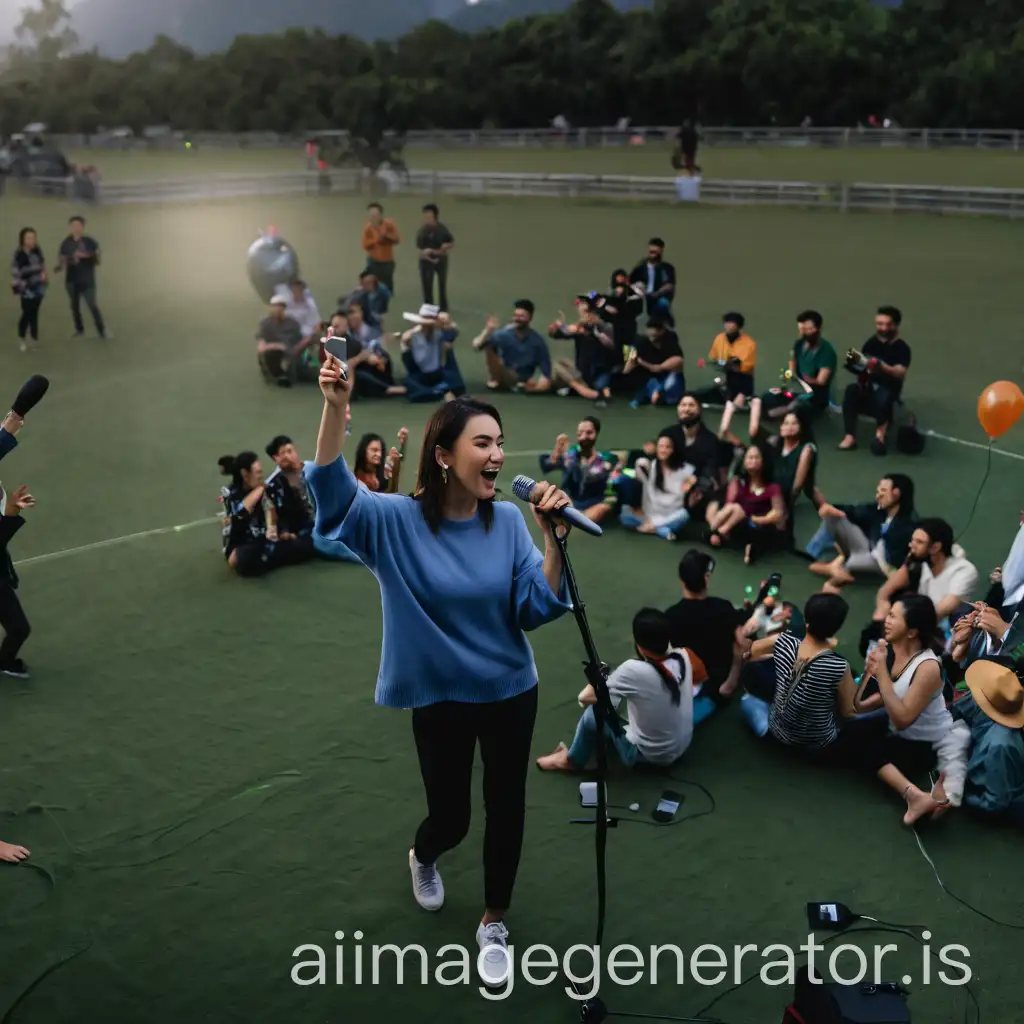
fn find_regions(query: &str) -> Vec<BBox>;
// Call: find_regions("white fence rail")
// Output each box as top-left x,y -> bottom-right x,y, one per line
50,126 -> 1024,152
18,170 -> 1024,219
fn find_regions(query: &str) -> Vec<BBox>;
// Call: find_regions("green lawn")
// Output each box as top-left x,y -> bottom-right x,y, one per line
65,143 -> 1024,188
0,192 -> 1020,1023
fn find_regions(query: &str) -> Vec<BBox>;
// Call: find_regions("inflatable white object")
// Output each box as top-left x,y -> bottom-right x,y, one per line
246,226 -> 300,302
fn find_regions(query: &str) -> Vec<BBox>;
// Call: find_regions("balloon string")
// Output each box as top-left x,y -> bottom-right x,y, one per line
956,438 -> 994,544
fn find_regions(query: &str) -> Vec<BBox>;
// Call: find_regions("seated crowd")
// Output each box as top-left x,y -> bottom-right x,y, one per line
235,238 -> 1023,836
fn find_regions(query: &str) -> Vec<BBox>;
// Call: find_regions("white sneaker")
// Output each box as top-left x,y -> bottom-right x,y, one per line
408,849 -> 444,911
476,920 -> 511,988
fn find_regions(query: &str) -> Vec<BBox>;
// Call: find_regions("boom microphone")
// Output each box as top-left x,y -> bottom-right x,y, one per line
511,474 -> 603,537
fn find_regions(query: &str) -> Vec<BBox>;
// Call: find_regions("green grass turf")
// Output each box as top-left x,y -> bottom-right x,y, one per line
1,192 -> 1022,1023
65,142 -> 1024,188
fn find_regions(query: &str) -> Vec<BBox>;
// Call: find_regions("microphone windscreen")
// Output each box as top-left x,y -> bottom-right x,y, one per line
11,375 -> 49,417
511,474 -> 537,502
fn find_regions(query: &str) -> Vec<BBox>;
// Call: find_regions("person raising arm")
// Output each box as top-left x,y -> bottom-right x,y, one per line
308,353 -> 574,986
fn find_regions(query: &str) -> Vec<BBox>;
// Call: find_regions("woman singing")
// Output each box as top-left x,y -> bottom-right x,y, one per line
307,352 -> 573,984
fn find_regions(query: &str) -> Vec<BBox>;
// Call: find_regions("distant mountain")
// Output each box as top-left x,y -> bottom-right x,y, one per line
448,0 -> 650,32
2,0 -> 896,57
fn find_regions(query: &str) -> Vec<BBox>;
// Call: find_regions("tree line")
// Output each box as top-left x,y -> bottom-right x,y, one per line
2,0 -> 1022,137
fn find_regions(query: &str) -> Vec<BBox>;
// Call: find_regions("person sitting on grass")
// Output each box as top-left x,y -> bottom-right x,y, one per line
341,305 -> 406,399
255,294 -> 307,387
872,518 -> 979,633
739,593 -> 858,755
692,312 -> 757,410
704,443 -> 786,564
624,316 -> 685,409
397,305 -> 466,403
341,269 -> 391,329
665,549 -> 749,703
536,608 -> 708,772
851,596 -> 953,825
807,474 -> 916,593
218,452 -> 316,577
264,434 -> 361,564
620,434 -> 694,541
752,310 -> 838,429
539,418 -> 617,525
659,394 -> 729,518
353,429 -> 409,494
547,296 -> 618,408
472,300 -> 553,394
838,306 -> 912,456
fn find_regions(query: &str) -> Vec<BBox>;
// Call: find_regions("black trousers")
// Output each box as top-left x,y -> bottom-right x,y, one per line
419,259 -> 449,311
366,259 -> 394,293
18,297 -> 42,340
412,684 -> 538,911
842,383 -> 896,435
0,583 -> 30,663
230,535 -> 316,577
66,281 -> 105,336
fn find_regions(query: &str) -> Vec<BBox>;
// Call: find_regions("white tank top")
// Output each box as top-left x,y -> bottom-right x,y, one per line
888,649 -> 953,742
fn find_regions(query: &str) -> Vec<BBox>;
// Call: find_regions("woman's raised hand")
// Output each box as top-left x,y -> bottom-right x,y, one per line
319,353 -> 353,407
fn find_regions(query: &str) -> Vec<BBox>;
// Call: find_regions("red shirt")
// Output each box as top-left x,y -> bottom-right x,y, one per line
734,479 -> 781,518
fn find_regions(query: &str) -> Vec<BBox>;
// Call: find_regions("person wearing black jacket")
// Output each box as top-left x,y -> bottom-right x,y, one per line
597,269 -> 643,352
629,238 -> 676,320
658,394 -> 728,518
808,474 -> 916,594
0,480 -> 34,678
839,306 -> 912,456
218,452 -> 314,577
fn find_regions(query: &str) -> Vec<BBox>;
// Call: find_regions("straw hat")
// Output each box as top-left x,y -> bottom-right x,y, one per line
964,660 -> 1024,728
402,303 -> 440,325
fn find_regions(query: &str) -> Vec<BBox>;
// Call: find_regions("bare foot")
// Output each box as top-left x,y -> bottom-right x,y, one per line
744,544 -> 753,565
838,436 -> 857,450
902,785 -> 942,826
709,532 -> 722,547
637,522 -> 655,534
930,772 -> 951,820
385,385 -> 407,396
536,742 -> 574,771
0,840 -> 30,863
485,380 -> 500,390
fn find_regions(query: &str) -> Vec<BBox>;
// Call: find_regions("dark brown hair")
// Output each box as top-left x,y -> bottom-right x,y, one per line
414,396 -> 503,534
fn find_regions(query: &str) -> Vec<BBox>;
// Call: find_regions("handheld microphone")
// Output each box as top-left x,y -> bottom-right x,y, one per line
511,474 -> 603,537
11,375 -> 49,418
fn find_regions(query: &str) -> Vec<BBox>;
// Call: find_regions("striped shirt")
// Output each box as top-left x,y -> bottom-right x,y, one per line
767,632 -> 849,749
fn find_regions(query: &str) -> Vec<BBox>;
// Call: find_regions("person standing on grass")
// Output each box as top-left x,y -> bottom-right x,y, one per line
54,215 -> 108,340
361,203 -> 400,293
0,481 -> 35,680
416,204 -> 454,311
11,227 -> 47,352
306,356 -> 572,988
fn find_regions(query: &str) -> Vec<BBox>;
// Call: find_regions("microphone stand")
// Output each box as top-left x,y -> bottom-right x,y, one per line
549,525 -> 719,1024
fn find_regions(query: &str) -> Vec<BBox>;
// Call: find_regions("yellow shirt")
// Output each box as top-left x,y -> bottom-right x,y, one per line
708,332 -> 757,374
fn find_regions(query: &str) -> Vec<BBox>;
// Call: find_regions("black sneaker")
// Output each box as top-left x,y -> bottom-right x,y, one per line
1,659 -> 30,679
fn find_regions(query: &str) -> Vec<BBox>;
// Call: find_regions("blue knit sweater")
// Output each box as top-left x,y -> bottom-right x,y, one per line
305,455 -> 571,708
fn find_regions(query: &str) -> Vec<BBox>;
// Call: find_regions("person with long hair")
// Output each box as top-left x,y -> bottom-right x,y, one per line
704,443 -> 785,563
306,354 -> 572,984
739,593 -> 857,752
853,595 -> 953,824
620,433 -> 694,540
218,452 -> 314,577
536,607 -> 705,772
353,428 -> 409,494
11,227 -> 47,352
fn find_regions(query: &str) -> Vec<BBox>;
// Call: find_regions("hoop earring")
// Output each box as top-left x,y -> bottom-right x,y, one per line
441,464 -> 448,484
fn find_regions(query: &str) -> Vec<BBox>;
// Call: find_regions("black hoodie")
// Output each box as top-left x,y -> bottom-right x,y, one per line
598,269 -> 643,348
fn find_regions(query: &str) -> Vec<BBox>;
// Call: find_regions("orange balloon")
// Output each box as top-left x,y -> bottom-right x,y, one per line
977,381 -> 1024,439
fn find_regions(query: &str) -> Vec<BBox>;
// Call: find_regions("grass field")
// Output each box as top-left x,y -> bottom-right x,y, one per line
66,143 -> 1024,188
0,190 -> 1021,1024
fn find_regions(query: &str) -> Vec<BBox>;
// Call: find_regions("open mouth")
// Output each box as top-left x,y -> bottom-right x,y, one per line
481,469 -> 500,482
